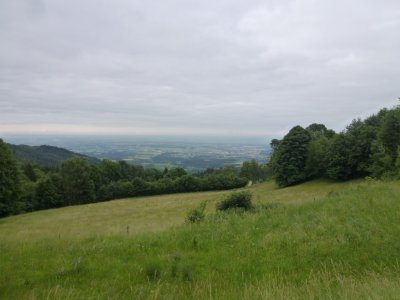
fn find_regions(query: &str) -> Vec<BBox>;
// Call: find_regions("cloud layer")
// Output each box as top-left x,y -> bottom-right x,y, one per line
1,0 -> 399,136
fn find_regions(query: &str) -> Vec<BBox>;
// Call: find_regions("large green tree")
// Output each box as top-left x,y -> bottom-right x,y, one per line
0,139 -> 21,217
272,126 -> 311,187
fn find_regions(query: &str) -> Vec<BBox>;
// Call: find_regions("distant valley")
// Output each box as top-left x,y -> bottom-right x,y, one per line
4,135 -> 270,171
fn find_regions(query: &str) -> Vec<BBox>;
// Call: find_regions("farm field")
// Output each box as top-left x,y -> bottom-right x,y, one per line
1,179 -> 400,299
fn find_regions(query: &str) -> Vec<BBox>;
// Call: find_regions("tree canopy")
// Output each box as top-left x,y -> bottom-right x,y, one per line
271,126 -> 311,187
0,139 -> 21,217
270,105 -> 400,186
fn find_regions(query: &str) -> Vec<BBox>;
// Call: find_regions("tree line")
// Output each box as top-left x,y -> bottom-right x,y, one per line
269,105 -> 400,187
0,141 -> 268,217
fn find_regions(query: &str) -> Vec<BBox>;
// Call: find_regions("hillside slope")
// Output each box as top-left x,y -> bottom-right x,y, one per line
1,179 -> 399,299
0,180 -> 352,242
7,143 -> 100,167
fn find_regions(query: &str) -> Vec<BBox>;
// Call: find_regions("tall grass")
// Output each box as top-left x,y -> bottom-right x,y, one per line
1,179 -> 399,299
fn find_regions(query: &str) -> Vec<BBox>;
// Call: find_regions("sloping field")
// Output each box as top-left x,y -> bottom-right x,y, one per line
1,179 -> 400,299
0,180 -> 352,242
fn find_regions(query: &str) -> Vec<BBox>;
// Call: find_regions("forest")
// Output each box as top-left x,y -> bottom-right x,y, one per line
269,105 -> 400,186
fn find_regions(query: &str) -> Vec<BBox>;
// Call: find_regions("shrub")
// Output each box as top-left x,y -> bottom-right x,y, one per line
216,191 -> 253,211
186,201 -> 207,223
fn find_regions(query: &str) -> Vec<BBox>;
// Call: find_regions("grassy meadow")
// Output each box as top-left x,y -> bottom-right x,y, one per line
1,179 -> 400,299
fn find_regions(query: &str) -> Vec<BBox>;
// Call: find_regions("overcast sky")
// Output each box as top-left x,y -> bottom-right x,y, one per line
0,0 -> 399,137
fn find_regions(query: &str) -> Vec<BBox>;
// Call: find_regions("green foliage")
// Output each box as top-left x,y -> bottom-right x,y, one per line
369,141 -> 393,178
394,147 -> 400,178
240,160 -> 269,182
18,179 -> 37,213
324,120 -> 377,181
304,136 -> 330,178
186,201 -> 207,223
131,177 -> 151,196
99,160 -> 121,184
345,119 -> 377,176
117,160 -> 133,181
272,126 -> 311,187
204,174 -> 248,190
0,139 -> 21,217
271,106 -> 400,185
378,107 -> 400,159
269,107 -> 400,187
325,134 -> 352,180
35,175 -> 63,209
164,167 -> 187,179
306,123 -> 335,139
60,157 -> 95,205
217,191 -> 253,211
174,175 -> 201,192
0,203 -> 10,218
144,168 -> 163,181
151,178 -> 174,194
22,163 -> 37,182
270,138 -> 280,151
98,180 -> 134,201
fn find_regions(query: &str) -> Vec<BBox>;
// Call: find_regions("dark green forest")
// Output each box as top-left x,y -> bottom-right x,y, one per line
269,105 -> 400,187
2,105 -> 400,218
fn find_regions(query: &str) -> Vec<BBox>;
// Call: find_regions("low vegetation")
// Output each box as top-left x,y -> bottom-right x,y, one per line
186,201 -> 207,223
216,191 -> 253,211
1,179 -> 400,299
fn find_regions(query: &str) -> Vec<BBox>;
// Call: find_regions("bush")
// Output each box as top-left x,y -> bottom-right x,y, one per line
186,201 -> 207,223
216,191 -> 253,211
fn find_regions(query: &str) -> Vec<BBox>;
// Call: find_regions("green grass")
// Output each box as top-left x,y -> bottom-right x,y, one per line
0,180 -> 352,242
1,179 -> 400,299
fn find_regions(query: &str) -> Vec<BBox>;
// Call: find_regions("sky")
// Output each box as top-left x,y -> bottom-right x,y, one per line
0,0 -> 399,138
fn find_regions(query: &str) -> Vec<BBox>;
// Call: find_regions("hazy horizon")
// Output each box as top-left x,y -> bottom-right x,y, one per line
1,133 -> 269,147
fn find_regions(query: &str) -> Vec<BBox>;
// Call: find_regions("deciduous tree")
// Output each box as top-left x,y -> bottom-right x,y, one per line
272,126 -> 311,187
0,139 -> 21,217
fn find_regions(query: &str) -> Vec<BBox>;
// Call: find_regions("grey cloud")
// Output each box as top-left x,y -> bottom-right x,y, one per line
0,0 -> 399,136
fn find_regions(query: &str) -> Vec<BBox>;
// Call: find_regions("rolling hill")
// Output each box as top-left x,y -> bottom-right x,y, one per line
1,179 -> 399,299
7,143 -> 100,167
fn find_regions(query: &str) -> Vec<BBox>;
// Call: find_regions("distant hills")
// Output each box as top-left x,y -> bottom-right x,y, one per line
7,143 -> 100,167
